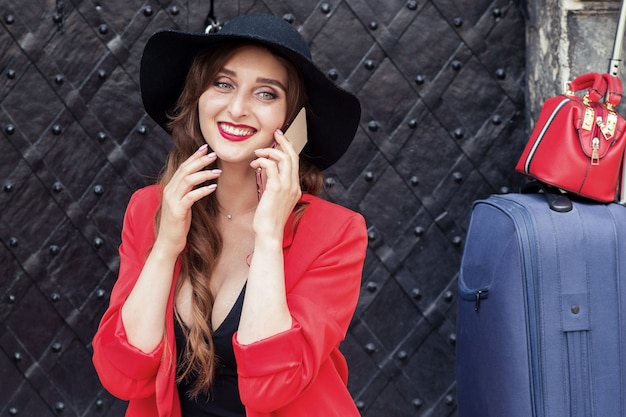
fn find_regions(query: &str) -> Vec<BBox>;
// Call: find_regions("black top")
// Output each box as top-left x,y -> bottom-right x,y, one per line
174,286 -> 246,417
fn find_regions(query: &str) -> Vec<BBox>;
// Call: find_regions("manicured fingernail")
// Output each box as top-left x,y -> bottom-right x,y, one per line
207,183 -> 217,190
207,152 -> 216,158
211,169 -> 222,174
275,128 -> 283,135
198,144 -> 208,152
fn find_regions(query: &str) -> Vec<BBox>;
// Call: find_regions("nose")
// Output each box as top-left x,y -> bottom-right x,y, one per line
227,90 -> 249,119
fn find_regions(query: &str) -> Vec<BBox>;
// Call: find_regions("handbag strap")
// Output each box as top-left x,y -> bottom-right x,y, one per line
601,73 -> 623,110
568,72 -> 608,103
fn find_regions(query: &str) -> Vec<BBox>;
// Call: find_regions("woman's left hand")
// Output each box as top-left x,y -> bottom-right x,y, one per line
249,128 -> 302,238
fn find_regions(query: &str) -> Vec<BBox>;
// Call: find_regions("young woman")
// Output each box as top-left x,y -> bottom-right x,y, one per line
92,13 -> 367,417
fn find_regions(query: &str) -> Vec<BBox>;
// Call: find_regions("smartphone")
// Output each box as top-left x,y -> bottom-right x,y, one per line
257,107 -> 308,200
284,107 -> 308,154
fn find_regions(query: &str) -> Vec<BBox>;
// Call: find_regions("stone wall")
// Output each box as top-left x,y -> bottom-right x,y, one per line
525,0 -> 626,123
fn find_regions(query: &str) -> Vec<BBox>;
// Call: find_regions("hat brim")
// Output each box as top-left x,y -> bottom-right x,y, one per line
140,18 -> 360,170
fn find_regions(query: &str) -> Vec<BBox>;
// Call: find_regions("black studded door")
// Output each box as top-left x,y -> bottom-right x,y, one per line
0,1 -> 526,416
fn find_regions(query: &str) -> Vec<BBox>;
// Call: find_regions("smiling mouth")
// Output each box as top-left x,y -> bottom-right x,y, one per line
218,123 -> 256,140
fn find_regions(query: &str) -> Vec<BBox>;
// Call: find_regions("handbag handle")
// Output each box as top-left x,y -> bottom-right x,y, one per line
601,73 -> 623,110
567,72 -> 608,103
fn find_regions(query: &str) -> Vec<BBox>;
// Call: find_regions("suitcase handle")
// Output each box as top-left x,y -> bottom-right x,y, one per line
521,181 -> 573,213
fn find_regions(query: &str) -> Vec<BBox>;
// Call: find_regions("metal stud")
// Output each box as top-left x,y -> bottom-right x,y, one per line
95,399 -> 104,409
93,185 -> 105,196
51,124 -> 63,135
412,288 -> 422,300
98,24 -> 109,35
52,182 -> 64,193
414,74 -> 425,85
4,183 -> 14,192
282,13 -> 295,24
364,171 -> 374,182
452,172 -> 463,183
408,119 -> 418,129
452,236 -> 462,246
50,292 -> 61,302
492,114 -> 502,125
142,6 -> 153,17
170,5 -> 180,15
364,343 -> 376,354
444,394 -> 455,406
94,237 -> 105,248
451,60 -> 462,71
51,342 -> 62,352
137,125 -> 147,135
453,128 -> 464,139
366,281 -> 378,292
369,21 -> 378,30
324,177 -> 336,188
49,245 -> 60,255
367,229 -> 377,241
8,407 -> 17,416
495,68 -> 506,80
492,8 -> 503,18
320,3 -> 331,14
97,131 -> 107,142
7,69 -> 16,79
5,124 -> 15,135
355,401 -> 365,410
364,59 -> 375,70
453,17 -> 463,27
397,350 -> 408,361
409,175 -> 419,186
406,0 -> 418,10
97,69 -> 107,79
5,14 -> 15,24
449,333 -> 457,345
55,402 -> 65,412
7,294 -> 16,303
327,69 -> 338,81
500,186 -> 510,194
9,237 -> 18,247
54,74 -> 64,85
96,289 -> 106,299
443,290 -> 454,303
412,398 -> 423,408
12,352 -> 22,361
367,121 -> 379,132
414,226 -> 425,236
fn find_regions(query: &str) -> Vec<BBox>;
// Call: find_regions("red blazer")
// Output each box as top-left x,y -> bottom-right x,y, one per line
92,185 -> 368,417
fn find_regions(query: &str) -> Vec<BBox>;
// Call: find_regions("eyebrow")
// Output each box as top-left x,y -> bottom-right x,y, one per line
219,68 -> 287,92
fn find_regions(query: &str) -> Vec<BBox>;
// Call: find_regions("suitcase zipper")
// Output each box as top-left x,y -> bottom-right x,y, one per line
457,279 -> 489,312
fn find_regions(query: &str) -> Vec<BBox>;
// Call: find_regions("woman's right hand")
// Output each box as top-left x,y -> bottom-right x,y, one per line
155,144 -> 221,255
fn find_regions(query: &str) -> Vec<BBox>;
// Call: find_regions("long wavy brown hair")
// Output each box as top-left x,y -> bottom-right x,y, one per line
155,41 -> 324,398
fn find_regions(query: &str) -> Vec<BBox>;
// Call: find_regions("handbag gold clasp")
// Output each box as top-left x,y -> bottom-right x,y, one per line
598,112 -> 617,139
582,107 -> 595,131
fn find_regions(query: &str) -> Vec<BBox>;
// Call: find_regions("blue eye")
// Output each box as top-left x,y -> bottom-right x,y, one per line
214,81 -> 232,89
258,91 -> 277,100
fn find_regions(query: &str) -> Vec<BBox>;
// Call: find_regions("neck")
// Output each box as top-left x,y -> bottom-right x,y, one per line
214,162 -> 259,218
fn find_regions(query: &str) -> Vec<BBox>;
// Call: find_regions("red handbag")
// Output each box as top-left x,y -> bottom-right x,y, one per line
515,72 -> 626,203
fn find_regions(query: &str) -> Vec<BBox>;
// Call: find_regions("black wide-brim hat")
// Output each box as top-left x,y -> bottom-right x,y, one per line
140,13 -> 361,170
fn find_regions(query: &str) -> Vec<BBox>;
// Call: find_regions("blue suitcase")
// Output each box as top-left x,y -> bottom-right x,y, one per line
456,192 -> 626,417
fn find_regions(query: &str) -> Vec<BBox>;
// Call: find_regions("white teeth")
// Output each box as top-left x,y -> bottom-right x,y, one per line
220,123 -> 254,136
